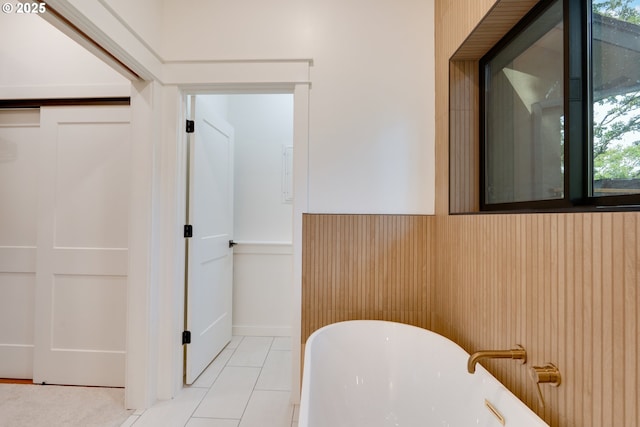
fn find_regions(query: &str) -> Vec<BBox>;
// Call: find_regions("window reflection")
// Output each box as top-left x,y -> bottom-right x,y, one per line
484,0 -> 564,204
591,2 -> 640,196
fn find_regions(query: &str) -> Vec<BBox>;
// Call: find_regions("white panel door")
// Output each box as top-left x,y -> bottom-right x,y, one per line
0,110 -> 40,379
33,106 -> 130,387
185,96 -> 234,384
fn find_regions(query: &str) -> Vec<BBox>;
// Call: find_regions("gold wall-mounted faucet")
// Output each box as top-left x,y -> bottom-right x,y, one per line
467,345 -> 527,373
530,363 -> 561,407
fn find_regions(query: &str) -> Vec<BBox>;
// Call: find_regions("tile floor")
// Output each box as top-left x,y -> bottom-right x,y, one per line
121,336 -> 299,427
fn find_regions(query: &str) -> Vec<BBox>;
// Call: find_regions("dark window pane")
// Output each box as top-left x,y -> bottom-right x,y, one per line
591,1 -> 640,197
484,0 -> 564,205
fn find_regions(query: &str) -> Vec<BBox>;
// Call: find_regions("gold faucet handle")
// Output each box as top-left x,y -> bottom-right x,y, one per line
529,363 -> 561,408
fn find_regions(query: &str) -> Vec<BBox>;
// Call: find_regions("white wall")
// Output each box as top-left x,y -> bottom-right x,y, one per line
198,95 -> 229,121
0,12 -> 129,98
227,94 -> 293,242
118,0 -> 435,214
39,0 -> 436,406
101,0 -> 163,58
200,94 -> 294,336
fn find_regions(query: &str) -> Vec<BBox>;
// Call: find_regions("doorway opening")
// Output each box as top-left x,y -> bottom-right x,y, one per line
183,93 -> 295,384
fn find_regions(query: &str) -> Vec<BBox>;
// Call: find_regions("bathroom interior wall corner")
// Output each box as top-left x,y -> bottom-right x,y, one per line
160,0 -> 436,215
37,0 -> 436,213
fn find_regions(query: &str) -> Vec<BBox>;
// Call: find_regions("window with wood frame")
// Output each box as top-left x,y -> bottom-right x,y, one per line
480,0 -> 640,211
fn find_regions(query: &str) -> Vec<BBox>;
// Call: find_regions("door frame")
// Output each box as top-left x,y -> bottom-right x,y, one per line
33,1 -> 311,409
167,85 -> 308,399
127,78 -> 310,409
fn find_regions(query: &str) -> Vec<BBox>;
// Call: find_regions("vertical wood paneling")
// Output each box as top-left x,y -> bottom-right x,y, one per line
301,214 -> 434,343
432,213 -> 640,426
449,60 -> 479,213
300,3 -> 640,427
625,213 -> 639,427
436,0 -> 498,215
435,1 -> 640,425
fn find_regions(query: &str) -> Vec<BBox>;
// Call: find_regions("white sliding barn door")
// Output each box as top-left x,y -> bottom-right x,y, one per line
33,106 -> 130,387
0,110 -> 40,379
185,96 -> 234,384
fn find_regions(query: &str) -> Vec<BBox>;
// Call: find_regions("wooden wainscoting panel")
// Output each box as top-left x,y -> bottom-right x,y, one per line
301,214 -> 434,344
432,212 -> 640,426
449,60 -> 479,213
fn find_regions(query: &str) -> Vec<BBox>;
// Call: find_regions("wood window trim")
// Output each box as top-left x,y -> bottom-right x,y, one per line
449,0 -> 539,213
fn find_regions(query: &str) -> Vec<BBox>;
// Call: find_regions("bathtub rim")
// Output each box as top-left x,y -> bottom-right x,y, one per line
300,320 -> 470,427
299,319 -> 548,427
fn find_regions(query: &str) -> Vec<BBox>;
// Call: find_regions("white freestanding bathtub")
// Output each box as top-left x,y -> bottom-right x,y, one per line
300,320 -> 548,427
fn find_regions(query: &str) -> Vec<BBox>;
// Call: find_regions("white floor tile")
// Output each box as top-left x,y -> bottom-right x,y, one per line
132,387 -> 207,427
186,418 -> 240,427
238,390 -> 293,427
271,337 -> 291,351
255,350 -> 291,391
119,415 -> 139,427
193,367 -> 261,419
227,337 -> 273,367
124,336 -> 294,427
227,336 -> 243,350
191,348 -> 234,388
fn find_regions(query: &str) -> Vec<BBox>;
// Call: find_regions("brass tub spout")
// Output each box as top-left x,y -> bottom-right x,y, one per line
467,345 -> 526,373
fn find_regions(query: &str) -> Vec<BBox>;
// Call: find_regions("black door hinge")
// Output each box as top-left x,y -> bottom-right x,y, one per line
186,120 -> 195,133
182,330 -> 191,345
184,224 -> 193,238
